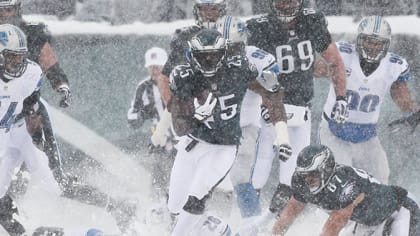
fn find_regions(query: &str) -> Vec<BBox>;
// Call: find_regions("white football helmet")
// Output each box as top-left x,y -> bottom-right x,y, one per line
270,0 -> 304,23
356,16 -> 391,63
215,16 -> 248,55
188,29 -> 226,77
0,0 -> 22,25
0,24 -> 28,79
193,0 -> 227,28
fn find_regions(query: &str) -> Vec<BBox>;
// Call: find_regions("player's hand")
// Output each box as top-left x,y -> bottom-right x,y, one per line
273,121 -> 292,162
150,126 -> 168,147
194,92 -> 217,122
57,84 -> 72,108
274,144 -> 292,162
261,105 -> 271,123
388,110 -> 420,133
331,96 -> 349,124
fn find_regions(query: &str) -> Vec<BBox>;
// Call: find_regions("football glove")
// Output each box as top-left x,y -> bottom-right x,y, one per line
194,92 -> 217,126
150,109 -> 172,147
388,110 -> 420,133
57,84 -> 72,108
331,96 -> 349,124
273,121 -> 292,162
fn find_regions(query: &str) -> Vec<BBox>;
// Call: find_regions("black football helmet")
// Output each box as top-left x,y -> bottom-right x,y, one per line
270,0 -> 304,23
295,145 -> 336,194
188,29 -> 226,77
0,0 -> 22,25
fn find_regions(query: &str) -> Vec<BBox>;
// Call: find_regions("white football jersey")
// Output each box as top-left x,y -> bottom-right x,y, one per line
0,60 -> 43,133
323,42 -> 410,124
240,46 -> 277,127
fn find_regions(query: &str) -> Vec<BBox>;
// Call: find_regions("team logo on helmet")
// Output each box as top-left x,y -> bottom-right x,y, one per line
0,32 -> 8,46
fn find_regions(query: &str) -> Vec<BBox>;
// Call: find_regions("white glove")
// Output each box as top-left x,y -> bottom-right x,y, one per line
150,109 -> 172,147
273,121 -> 292,162
194,92 -> 217,122
331,96 -> 349,124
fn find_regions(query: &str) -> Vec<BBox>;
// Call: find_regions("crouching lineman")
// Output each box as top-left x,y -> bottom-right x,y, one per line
167,28 -> 291,235
272,144 -> 420,236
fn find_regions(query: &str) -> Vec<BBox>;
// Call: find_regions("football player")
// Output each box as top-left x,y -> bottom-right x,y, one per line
0,23 -> 45,236
167,28 -> 290,236
272,144 -> 419,236
317,16 -> 420,184
0,1 -> 137,232
245,0 -> 348,222
214,15 -> 291,233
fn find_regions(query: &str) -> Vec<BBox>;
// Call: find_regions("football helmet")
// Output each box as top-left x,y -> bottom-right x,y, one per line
188,29 -> 226,77
0,0 -> 22,25
193,0 -> 227,28
295,145 -> 336,194
215,16 -> 248,55
0,24 -> 28,80
356,16 -> 391,63
270,0 -> 303,23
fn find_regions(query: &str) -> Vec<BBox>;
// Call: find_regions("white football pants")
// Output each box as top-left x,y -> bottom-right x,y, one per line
0,123 -> 60,199
319,119 -> 390,184
167,136 -> 237,214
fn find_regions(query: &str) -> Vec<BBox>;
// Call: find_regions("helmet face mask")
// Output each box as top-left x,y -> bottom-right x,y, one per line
0,51 -> 27,79
193,0 -> 226,28
188,29 -> 226,77
356,16 -> 391,63
295,145 -> 336,194
0,0 -> 22,25
271,0 -> 303,23
0,24 -> 28,80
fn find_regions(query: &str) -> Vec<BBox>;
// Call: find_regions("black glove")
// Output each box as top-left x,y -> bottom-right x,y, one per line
57,84 -> 72,108
274,144 -> 292,162
388,110 -> 420,133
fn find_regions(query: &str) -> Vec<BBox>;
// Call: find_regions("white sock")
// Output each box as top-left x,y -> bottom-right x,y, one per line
170,210 -> 202,236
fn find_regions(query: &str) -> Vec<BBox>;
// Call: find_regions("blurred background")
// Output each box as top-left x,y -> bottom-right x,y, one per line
22,0 -> 420,23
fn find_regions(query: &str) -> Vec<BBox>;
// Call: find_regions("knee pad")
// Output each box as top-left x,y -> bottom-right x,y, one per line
234,183 -> 261,218
183,195 -> 208,215
269,183 -> 292,213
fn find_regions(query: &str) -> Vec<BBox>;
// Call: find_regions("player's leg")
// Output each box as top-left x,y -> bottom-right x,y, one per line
230,125 -> 261,219
0,194 -> 26,236
251,121 -> 276,191
36,99 -> 136,232
171,141 -> 236,236
354,137 -> 390,184
318,119 -> 354,167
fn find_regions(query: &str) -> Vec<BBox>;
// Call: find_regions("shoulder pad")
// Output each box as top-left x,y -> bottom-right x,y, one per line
246,14 -> 270,27
337,41 -> 355,54
22,21 -> 52,38
300,9 -> 327,25
169,64 -> 194,93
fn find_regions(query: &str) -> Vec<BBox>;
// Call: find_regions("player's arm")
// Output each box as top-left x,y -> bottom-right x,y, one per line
390,80 -> 420,113
319,42 -> 346,98
272,196 -> 306,235
155,73 -> 172,106
320,193 -> 365,236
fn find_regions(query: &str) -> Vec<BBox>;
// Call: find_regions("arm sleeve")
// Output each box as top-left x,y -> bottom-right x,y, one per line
24,22 -> 53,63
308,12 -> 332,53
44,63 -> 69,89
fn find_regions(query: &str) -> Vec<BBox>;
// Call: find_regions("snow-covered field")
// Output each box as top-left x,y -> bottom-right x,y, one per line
6,15 -> 419,236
